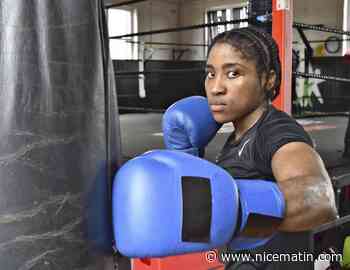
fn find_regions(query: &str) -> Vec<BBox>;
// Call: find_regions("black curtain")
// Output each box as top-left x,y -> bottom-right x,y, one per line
0,0 -> 122,269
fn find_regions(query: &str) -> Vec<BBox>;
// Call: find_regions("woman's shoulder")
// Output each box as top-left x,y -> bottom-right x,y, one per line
260,105 -> 304,129
257,105 -> 313,148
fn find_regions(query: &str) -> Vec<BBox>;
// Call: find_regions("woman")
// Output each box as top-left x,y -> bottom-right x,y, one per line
205,27 -> 338,269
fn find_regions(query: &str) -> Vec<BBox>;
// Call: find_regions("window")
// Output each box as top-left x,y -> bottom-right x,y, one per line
343,0 -> 349,55
108,8 -> 138,60
206,5 -> 248,45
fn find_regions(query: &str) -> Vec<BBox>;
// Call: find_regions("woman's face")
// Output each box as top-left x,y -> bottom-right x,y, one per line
205,42 -> 267,124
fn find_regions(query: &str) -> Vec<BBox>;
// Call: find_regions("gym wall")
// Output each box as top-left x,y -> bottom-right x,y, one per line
106,0 -> 182,60
293,0 -> 344,55
106,0 -> 345,59
179,0 -> 246,61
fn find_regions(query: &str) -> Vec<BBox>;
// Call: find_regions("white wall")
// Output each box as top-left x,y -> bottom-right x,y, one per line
292,0 -> 343,109
343,0 -> 349,54
293,0 -> 344,57
179,0 -> 246,60
137,0 -> 181,60
106,0 -> 181,60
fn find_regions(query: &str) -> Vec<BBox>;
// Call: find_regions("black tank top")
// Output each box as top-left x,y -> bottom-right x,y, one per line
216,105 -> 313,181
218,106 -> 314,270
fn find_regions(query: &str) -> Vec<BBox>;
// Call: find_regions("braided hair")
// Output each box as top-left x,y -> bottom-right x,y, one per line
207,26 -> 281,101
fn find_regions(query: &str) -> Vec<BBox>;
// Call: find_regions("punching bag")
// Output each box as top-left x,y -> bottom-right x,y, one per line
0,0 -> 122,269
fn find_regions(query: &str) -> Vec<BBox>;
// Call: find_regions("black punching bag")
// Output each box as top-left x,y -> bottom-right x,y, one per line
0,0 -> 122,269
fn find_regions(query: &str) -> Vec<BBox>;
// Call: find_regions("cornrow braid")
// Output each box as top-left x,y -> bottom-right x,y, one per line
239,28 -> 271,70
248,27 -> 282,100
207,26 -> 282,101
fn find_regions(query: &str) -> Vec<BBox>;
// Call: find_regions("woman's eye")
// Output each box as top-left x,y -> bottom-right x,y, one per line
206,72 -> 215,79
227,71 -> 238,78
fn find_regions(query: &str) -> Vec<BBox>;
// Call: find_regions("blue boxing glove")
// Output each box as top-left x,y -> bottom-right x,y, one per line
113,150 -> 239,257
112,150 -> 285,257
162,96 -> 221,157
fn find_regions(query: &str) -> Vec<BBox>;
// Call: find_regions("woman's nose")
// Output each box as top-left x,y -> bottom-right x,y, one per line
210,78 -> 226,95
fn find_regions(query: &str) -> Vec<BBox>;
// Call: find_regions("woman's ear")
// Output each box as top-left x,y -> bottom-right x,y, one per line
266,70 -> 277,91
264,70 -> 277,101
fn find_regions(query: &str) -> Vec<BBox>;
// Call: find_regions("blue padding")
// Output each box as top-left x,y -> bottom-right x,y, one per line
113,150 -> 239,257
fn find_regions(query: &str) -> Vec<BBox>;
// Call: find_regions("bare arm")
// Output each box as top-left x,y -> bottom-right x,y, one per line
272,142 -> 338,231
240,142 -> 338,237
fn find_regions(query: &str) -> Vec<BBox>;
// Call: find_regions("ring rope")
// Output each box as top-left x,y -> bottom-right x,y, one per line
293,22 -> 350,37
293,71 -> 350,83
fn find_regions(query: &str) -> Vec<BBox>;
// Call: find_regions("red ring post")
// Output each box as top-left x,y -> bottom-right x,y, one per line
272,0 -> 293,114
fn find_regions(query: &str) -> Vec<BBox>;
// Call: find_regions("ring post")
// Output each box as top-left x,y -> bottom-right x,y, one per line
272,0 -> 293,114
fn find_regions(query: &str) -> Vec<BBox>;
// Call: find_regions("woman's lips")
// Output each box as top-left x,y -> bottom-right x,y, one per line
210,104 -> 226,112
